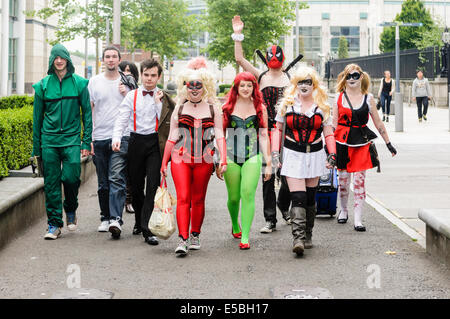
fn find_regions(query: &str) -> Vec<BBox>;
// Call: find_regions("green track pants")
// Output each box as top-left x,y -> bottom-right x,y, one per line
42,146 -> 81,227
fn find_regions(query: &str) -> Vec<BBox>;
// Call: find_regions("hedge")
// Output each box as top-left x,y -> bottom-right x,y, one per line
0,95 -> 34,110
219,84 -> 232,93
0,105 -> 33,178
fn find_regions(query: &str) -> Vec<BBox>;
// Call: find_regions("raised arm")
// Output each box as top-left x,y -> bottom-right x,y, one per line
232,15 -> 261,79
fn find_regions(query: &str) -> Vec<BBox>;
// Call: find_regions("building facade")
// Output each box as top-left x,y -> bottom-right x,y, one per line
286,0 -> 450,75
0,0 -> 57,96
185,0 -> 450,78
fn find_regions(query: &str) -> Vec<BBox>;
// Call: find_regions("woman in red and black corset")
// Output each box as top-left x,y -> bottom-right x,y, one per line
272,66 -> 336,256
161,67 -> 227,256
333,64 -> 397,232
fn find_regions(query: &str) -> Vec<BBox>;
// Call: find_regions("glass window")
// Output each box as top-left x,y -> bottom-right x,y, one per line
330,26 -> 360,56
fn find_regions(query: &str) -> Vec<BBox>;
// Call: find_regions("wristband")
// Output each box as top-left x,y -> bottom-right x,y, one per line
231,33 -> 244,42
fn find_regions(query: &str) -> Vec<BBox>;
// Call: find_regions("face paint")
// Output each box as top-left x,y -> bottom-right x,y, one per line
186,80 -> 204,102
266,45 -> 285,69
345,70 -> 362,89
297,77 -> 314,97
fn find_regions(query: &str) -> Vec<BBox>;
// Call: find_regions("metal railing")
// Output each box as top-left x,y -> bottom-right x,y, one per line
326,46 -> 441,80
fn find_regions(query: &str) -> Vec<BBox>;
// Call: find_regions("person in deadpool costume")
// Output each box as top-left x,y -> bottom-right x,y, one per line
232,15 -> 303,234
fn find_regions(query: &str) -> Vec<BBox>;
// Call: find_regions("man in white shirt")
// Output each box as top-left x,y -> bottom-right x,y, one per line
113,59 -> 175,246
88,46 -> 129,239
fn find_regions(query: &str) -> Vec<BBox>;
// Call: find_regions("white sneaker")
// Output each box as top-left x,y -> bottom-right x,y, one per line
188,234 -> 201,250
260,221 -> 276,233
108,220 -> 122,239
97,220 -> 110,232
175,238 -> 188,255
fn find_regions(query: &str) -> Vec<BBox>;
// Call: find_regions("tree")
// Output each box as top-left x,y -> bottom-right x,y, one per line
130,0 -> 197,61
338,36 -> 349,59
379,0 -> 435,52
205,0 -> 307,68
32,0 -> 197,75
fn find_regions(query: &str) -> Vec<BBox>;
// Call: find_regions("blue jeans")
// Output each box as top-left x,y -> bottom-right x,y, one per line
380,92 -> 392,115
93,136 -> 129,224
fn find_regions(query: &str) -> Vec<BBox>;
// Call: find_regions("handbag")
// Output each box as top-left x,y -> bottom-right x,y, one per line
376,99 -> 381,110
148,176 -> 177,239
343,91 -> 381,173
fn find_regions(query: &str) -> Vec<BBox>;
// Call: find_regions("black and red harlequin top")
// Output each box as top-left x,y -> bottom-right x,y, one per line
334,92 -> 377,147
175,103 -> 215,161
261,86 -> 285,128
275,101 -> 330,145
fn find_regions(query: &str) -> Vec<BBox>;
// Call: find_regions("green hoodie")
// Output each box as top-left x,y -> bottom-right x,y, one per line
32,44 -> 92,156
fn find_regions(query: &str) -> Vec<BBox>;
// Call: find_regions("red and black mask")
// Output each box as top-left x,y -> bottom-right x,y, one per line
266,45 -> 285,69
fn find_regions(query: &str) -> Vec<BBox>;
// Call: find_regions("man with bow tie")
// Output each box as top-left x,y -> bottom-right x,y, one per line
88,46 -> 130,239
112,59 -> 175,246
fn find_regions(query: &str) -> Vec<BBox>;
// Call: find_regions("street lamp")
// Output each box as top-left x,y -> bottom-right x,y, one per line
378,22 -> 422,132
442,27 -> 450,131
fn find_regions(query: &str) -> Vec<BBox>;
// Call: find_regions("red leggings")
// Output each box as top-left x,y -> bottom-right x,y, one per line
171,160 -> 213,240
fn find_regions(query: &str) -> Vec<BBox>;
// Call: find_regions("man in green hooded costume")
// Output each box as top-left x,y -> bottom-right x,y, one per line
32,43 -> 92,239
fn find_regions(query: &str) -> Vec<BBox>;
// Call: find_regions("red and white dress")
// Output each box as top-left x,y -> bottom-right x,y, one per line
334,92 -> 378,173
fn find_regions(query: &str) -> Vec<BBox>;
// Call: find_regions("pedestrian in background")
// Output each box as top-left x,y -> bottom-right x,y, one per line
32,44 -> 92,239
377,70 -> 395,122
412,70 -> 432,123
333,64 -> 397,232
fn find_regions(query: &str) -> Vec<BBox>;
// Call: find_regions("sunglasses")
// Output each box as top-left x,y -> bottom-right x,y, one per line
186,80 -> 203,90
297,79 -> 313,86
346,72 -> 361,80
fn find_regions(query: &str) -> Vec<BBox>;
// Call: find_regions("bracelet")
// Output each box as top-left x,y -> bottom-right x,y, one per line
231,33 -> 244,42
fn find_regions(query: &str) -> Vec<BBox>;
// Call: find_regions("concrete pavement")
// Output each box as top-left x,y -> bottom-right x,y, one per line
366,103 -> 450,246
0,164 -> 449,299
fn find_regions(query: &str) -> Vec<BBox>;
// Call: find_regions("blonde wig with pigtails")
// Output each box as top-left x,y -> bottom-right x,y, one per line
335,63 -> 371,95
278,66 -> 330,121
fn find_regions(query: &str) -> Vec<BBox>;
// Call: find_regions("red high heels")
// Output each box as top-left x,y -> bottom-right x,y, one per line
239,242 -> 250,250
232,229 -> 242,239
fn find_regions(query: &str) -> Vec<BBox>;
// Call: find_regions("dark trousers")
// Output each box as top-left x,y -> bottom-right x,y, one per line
262,173 -> 291,223
380,92 -> 391,115
128,132 -> 161,238
416,96 -> 429,119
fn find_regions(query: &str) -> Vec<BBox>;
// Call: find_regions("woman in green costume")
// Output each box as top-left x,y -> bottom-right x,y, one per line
219,72 -> 272,249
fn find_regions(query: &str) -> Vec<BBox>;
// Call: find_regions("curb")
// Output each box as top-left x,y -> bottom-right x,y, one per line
365,191 -> 426,248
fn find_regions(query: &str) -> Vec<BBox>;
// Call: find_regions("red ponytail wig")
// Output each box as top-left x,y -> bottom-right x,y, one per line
222,72 -> 266,130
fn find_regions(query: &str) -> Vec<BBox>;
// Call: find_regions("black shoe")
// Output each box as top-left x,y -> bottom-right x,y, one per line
354,225 -> 366,232
145,236 -> 159,245
132,224 -> 142,235
382,115 -> 385,122
337,211 -> 348,224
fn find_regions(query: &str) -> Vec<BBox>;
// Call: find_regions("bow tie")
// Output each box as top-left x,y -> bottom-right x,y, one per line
142,90 -> 154,97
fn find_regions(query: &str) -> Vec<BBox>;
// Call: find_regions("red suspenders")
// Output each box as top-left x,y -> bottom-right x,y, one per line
133,89 -> 159,132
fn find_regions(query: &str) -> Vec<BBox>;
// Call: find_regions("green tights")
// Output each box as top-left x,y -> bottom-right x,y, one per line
223,153 -> 262,244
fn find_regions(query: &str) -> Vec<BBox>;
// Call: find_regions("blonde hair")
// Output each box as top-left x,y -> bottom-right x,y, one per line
335,63 -> 371,94
175,67 -> 218,109
278,66 -> 330,121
